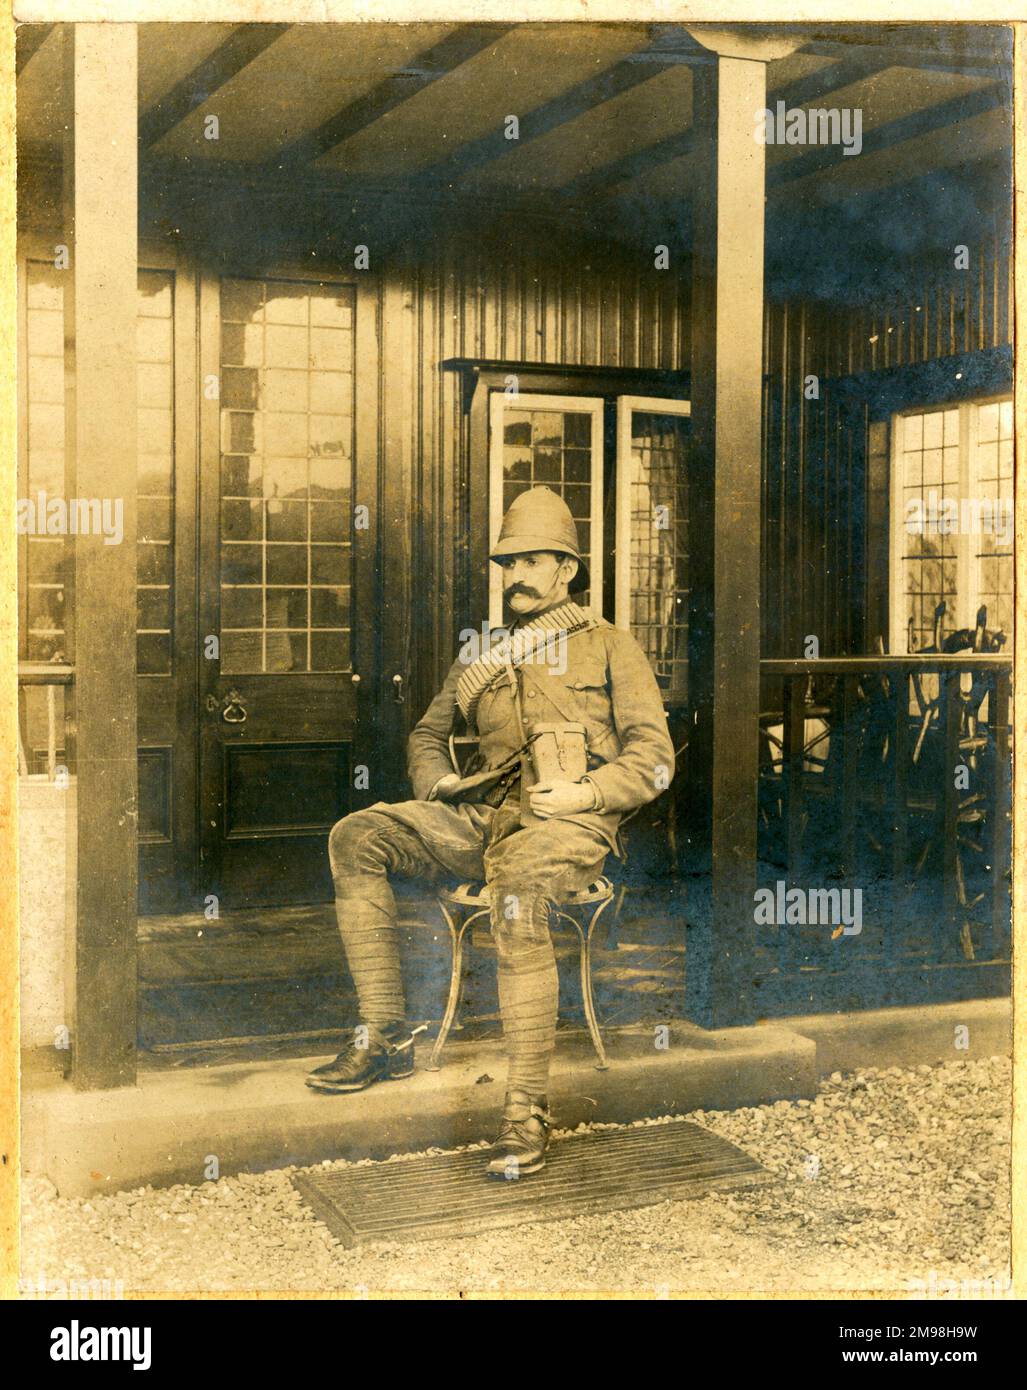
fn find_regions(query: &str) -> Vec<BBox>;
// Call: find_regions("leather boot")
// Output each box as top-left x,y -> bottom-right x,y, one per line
305,1021 -> 420,1093
485,1090 -> 552,1178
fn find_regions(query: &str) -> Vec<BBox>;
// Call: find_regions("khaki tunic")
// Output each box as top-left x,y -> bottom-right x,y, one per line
403,616 -> 675,856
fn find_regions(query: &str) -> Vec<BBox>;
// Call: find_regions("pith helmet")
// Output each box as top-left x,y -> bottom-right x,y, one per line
489,486 -> 589,593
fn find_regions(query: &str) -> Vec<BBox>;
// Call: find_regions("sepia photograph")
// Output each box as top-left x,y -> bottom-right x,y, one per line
2,0 -> 1021,1320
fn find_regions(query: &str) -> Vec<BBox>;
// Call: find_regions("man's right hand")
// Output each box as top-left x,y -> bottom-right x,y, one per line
428,773 -> 463,802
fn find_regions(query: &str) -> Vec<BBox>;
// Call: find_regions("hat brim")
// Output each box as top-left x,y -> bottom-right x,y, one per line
489,538 -> 590,593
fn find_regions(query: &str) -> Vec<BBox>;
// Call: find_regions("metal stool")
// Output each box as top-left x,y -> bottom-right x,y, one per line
426,876 -> 614,1072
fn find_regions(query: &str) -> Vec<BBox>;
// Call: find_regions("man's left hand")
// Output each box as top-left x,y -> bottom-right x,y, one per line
528,779 -> 597,818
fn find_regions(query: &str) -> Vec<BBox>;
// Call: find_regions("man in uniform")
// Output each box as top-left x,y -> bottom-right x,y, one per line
308,486 -> 674,1177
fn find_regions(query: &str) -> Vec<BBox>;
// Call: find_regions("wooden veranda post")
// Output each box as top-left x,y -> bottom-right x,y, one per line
684,28 -> 801,1028
62,23 -> 139,1088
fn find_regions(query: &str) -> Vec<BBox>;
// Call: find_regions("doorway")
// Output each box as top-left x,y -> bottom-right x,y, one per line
137,264 -> 383,913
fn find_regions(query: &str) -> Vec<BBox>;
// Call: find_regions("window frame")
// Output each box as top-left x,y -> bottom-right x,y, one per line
614,394 -> 692,634
487,390 -> 605,629
888,392 -> 1013,652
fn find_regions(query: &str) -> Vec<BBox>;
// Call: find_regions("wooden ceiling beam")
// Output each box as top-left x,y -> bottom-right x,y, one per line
557,50 -> 895,204
139,23 -> 291,150
767,53 -> 895,110
767,79 -> 1009,192
799,34 -> 1010,81
269,24 -> 511,172
416,40 -> 701,188
560,127 -> 698,203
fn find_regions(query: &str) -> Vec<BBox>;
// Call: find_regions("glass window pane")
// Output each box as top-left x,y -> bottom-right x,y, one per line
222,322 -> 263,366
26,266 -> 63,311
504,414 -> 532,447
266,544 -> 307,585
310,501 -> 348,542
264,284 -> 309,324
922,411 -> 943,449
977,402 -> 999,442
26,538 -> 65,583
137,632 -> 171,675
137,317 -> 172,364
137,544 -> 172,586
221,411 -> 261,455
267,500 -> 309,542
138,361 -> 172,409
309,456 -> 351,498
626,409 -> 689,694
311,586 -> 350,627
222,367 -> 260,410
28,403 -> 64,452
221,587 -> 262,628
264,456 -> 308,500
137,587 -> 170,630
309,372 -> 345,414
138,406 -> 173,455
494,400 -> 602,610
309,414 -> 350,457
222,500 -> 262,542
139,497 -> 172,542
217,279 -> 355,672
27,586 -> 64,628
221,544 -> 262,585
265,588 -> 308,628
266,324 -> 307,367
221,631 -> 263,674
530,412 -> 562,447
310,545 -> 348,584
139,456 -> 173,496
263,368 -> 307,412
264,412 -> 308,456
222,454 -> 261,498
308,327 -> 349,371
310,630 -> 350,672
265,630 -> 308,673
222,279 -> 264,323
28,355 -> 64,405
310,295 -> 352,328
564,412 -> 592,447
137,271 -> 173,318
26,308 -> 63,356
28,450 -> 63,495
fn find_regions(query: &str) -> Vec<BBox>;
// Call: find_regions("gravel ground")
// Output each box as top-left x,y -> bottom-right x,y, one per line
20,1055 -> 1011,1298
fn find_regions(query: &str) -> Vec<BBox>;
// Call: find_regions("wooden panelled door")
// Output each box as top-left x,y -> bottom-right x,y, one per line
193,271 -> 374,909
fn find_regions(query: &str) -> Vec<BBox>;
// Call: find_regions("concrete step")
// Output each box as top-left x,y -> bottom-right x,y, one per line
23,1021 -> 816,1197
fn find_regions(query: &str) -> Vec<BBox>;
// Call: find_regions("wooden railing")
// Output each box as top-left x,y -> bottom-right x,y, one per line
18,663 -> 74,782
755,655 -> 1012,1012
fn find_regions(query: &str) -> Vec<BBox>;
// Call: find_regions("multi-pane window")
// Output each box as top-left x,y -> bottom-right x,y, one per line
23,260 -> 66,661
218,278 -> 355,674
891,398 -> 1013,650
488,393 -> 604,627
616,399 -> 690,695
137,270 -> 175,675
974,399 -> 1014,638
487,390 -> 692,697
21,262 -> 176,674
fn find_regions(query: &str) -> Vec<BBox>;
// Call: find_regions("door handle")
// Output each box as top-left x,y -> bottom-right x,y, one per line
221,690 -> 247,724
392,673 -> 405,704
